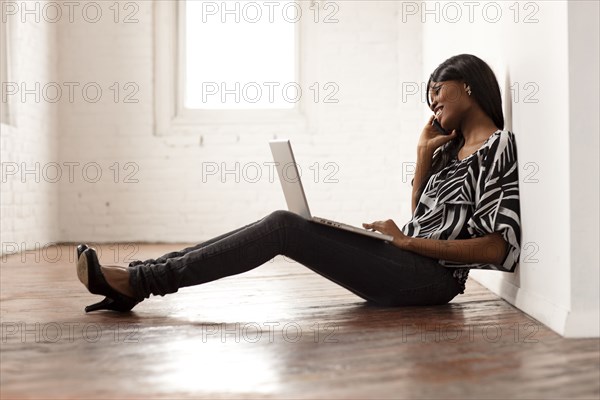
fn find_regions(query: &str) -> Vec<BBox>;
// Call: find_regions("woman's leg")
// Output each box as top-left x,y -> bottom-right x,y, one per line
126,210 -> 462,306
128,216 -> 270,266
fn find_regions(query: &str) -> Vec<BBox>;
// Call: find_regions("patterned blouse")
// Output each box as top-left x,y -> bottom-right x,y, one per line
402,129 -> 522,294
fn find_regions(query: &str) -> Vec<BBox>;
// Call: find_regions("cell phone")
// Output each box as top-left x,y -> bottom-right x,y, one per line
432,118 -> 450,135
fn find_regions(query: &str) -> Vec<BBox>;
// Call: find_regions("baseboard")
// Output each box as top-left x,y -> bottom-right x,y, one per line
469,271 -> 575,337
563,308 -> 600,338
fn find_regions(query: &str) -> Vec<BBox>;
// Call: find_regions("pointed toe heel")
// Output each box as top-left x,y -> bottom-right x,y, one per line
76,244 -> 89,260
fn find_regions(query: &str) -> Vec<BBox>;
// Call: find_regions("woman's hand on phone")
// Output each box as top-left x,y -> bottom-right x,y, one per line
417,115 -> 457,154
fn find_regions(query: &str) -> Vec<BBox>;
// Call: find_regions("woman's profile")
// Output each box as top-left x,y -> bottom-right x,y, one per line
76,54 -> 522,313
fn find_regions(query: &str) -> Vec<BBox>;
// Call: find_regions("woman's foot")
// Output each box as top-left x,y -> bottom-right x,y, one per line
100,265 -> 136,298
76,244 -> 140,313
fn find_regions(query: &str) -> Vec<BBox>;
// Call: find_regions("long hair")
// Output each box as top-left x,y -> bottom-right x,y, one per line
415,54 -> 505,203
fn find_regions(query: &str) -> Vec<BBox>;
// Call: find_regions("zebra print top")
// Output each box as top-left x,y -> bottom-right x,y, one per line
402,129 -> 521,294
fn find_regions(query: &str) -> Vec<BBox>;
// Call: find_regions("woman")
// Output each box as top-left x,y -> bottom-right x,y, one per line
76,54 -> 521,313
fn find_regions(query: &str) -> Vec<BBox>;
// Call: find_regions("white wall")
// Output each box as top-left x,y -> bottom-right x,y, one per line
564,0 -> 600,337
420,0 -> 599,337
56,1 -> 423,243
1,16 -> 59,255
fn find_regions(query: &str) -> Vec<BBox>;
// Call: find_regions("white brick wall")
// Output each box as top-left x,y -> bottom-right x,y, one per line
1,12 -> 59,256
3,0 -> 425,249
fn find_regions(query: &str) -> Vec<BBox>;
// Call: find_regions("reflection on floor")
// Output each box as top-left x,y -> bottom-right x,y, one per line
1,243 -> 598,399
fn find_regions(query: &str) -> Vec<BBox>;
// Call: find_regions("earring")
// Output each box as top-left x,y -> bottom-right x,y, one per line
466,87 -> 472,96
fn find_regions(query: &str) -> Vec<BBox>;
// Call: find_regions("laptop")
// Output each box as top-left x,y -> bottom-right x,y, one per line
269,139 -> 394,242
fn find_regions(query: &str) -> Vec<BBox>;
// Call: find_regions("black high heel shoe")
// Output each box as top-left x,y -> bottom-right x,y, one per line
76,245 -> 139,313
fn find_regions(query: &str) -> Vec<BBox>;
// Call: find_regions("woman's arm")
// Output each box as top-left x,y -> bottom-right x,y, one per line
362,219 -> 508,265
412,146 -> 434,213
412,115 -> 457,213
402,232 -> 508,265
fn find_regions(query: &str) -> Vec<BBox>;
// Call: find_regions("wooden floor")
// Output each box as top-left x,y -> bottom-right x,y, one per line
1,243 -> 599,399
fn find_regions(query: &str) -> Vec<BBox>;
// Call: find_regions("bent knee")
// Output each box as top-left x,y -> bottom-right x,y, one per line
267,209 -> 302,224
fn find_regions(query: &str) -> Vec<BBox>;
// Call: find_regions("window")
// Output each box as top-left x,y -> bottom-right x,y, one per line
185,1 -> 296,109
0,17 -> 11,125
155,0 -> 310,136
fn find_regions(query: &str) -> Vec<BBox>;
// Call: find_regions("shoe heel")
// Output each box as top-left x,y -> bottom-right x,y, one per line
85,297 -> 114,313
85,296 -> 136,313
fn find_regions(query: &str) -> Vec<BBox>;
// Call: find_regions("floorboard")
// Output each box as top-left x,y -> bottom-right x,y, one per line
1,243 -> 598,399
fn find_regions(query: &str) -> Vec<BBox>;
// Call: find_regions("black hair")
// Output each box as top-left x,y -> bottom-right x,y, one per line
414,54 -> 504,203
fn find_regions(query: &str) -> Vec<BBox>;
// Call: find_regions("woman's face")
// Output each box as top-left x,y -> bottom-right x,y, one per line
428,80 -> 471,131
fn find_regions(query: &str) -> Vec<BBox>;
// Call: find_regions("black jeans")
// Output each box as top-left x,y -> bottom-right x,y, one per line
127,210 -> 463,306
